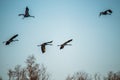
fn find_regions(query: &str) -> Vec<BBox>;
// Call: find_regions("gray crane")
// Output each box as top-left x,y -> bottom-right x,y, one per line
37,41 -> 53,53
99,9 -> 112,17
3,34 -> 18,45
18,6 -> 35,19
58,39 -> 73,49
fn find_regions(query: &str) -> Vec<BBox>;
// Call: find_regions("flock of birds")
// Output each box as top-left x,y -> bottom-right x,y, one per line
3,6 -> 113,53
19,6 -> 112,18
3,34 -> 73,53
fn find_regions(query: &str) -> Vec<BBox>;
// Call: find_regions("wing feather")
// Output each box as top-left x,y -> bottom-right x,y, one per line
64,39 -> 73,44
46,41 -> 53,44
9,34 -> 18,41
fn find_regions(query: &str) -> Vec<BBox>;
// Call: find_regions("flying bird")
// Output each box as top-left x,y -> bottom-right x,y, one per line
18,6 -> 35,19
3,34 -> 19,45
37,41 -> 53,53
99,9 -> 112,17
58,39 -> 73,49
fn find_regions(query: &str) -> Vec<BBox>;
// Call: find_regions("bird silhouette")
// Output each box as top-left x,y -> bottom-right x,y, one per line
99,9 -> 112,17
37,41 -> 53,53
18,6 -> 35,19
3,34 -> 19,45
58,39 -> 73,49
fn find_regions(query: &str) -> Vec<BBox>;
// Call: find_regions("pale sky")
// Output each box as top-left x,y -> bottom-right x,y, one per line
0,0 -> 120,80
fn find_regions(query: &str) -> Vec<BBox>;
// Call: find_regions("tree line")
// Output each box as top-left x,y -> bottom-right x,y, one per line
0,55 -> 120,80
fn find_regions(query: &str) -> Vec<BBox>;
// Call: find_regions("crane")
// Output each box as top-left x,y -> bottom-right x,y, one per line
58,39 -> 73,49
18,6 -> 35,19
37,41 -> 53,53
3,34 -> 19,45
99,9 -> 112,17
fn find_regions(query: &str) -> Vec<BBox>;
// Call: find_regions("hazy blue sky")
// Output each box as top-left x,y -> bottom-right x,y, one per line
0,0 -> 120,80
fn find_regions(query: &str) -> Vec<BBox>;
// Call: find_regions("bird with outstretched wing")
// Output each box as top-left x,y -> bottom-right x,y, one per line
99,9 -> 112,17
37,41 -> 53,53
18,6 -> 35,19
58,39 -> 73,49
3,34 -> 19,45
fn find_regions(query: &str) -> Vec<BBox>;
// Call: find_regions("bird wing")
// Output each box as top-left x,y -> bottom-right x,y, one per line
107,9 -> 112,13
64,39 -> 73,44
9,34 -> 18,41
46,41 -> 53,43
18,14 -> 24,16
41,44 -> 46,53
